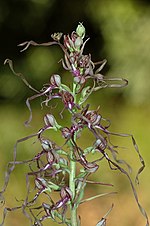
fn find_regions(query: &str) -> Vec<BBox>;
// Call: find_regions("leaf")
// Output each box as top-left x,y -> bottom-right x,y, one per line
96,204 -> 114,226
75,180 -> 86,207
83,146 -> 94,155
96,218 -> 106,226
80,192 -> 117,204
60,84 -> 72,93
78,86 -> 91,105
56,149 -> 68,156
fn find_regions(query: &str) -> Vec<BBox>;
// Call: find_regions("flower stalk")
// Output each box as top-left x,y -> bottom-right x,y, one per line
69,149 -> 78,226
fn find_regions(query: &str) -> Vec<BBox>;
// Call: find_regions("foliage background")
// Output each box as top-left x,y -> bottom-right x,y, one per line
0,0 -> 150,225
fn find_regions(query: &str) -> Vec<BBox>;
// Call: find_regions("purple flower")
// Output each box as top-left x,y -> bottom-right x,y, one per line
61,91 -> 75,110
52,187 -> 72,210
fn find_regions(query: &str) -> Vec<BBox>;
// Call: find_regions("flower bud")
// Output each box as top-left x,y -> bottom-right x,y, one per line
61,127 -> 71,139
74,75 -> 85,84
47,151 -> 54,164
50,74 -> 61,87
35,178 -> 47,190
41,138 -> 53,151
44,114 -> 56,127
76,23 -> 85,38
64,34 -> 74,51
60,187 -> 72,199
74,37 -> 83,49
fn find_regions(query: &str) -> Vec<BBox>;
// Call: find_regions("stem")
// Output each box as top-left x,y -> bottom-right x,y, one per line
69,82 -> 78,226
69,146 -> 78,226
70,150 -> 76,199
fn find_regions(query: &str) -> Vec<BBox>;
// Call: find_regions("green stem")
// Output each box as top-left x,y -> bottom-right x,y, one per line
69,83 -> 78,226
71,206 -> 78,226
69,150 -> 76,198
69,142 -> 78,226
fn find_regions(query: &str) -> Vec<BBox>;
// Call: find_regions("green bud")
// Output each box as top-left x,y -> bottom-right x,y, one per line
76,23 -> 85,38
74,37 -> 83,49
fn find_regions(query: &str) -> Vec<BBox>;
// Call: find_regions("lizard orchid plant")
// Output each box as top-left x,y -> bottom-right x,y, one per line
0,23 -> 149,226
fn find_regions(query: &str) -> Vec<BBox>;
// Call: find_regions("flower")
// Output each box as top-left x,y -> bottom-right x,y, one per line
52,187 -> 72,210
61,91 -> 75,110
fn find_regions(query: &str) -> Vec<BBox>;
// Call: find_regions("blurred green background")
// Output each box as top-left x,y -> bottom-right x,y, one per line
0,0 -> 150,225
